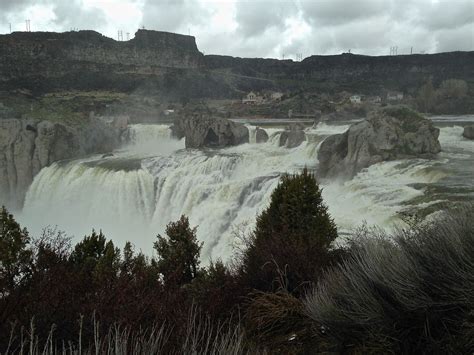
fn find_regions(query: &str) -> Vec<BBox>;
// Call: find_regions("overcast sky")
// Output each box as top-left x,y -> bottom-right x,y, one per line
1,0 -> 473,59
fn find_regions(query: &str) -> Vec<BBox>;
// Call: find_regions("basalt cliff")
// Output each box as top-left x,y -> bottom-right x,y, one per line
1,29 -> 473,98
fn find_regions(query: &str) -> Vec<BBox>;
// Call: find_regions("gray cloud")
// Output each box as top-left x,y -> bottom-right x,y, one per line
422,0 -> 474,30
235,0 -> 297,37
0,0 -> 41,22
52,0 -> 106,30
1,0 -> 473,57
300,0 -> 386,26
435,23 -> 474,52
141,0 -> 209,33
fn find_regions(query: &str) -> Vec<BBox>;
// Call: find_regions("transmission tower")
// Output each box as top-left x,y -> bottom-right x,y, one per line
25,19 -> 31,32
117,30 -> 123,41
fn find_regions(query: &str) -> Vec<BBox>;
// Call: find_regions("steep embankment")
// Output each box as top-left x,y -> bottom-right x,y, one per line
0,118 -> 122,209
205,51 -> 474,94
0,29 -> 211,96
1,30 -> 473,98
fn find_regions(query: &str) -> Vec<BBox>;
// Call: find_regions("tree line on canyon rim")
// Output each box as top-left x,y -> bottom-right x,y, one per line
0,169 -> 473,354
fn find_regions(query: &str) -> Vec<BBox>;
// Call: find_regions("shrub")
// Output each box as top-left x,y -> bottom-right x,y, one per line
0,206 -> 32,296
154,215 -> 203,287
304,205 -> 474,353
240,168 -> 339,294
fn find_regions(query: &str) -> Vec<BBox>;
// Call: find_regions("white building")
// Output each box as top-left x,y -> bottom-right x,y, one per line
387,91 -> 404,101
270,92 -> 284,101
242,91 -> 263,104
350,95 -> 362,104
368,95 -> 382,104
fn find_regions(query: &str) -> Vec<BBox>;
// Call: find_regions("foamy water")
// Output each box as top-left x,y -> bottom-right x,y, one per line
17,119 -> 474,260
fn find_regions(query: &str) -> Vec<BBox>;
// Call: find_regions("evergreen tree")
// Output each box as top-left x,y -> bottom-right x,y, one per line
0,206 -> 32,295
241,168 -> 338,293
154,215 -> 202,287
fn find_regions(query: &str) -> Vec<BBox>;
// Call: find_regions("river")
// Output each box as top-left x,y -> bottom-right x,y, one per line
17,116 -> 474,260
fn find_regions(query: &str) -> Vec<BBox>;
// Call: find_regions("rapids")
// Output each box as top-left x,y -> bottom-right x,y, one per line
16,118 -> 474,260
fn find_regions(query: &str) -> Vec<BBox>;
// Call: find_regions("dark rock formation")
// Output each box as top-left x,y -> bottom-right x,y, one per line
0,30 -> 205,97
255,127 -> 269,143
462,125 -> 474,139
0,118 -> 122,209
279,123 -> 306,148
1,29 -> 473,100
172,114 -> 249,148
318,107 -> 441,178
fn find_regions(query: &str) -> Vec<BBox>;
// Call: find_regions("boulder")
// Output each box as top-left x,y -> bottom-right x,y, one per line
462,125 -> 474,139
279,123 -> 306,148
318,107 -> 441,179
172,114 -> 249,148
255,127 -> 269,143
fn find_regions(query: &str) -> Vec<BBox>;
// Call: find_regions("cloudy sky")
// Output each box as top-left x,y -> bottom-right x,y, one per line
1,0 -> 473,59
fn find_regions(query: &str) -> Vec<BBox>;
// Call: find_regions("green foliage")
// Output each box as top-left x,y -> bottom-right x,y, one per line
417,80 -> 436,113
256,168 -> 337,246
70,230 -> 107,266
382,105 -> 424,121
437,79 -> 468,99
0,206 -> 32,295
304,205 -> 474,353
241,168 -> 338,294
154,215 -> 203,286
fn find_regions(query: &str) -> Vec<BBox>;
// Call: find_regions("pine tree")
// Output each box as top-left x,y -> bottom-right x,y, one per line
0,206 -> 32,295
154,215 -> 202,287
241,168 -> 338,293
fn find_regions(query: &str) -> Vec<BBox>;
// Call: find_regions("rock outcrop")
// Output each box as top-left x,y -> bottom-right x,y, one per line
318,108 -> 441,179
279,123 -> 306,148
255,127 -> 269,143
172,114 -> 249,149
463,125 -> 474,139
1,29 -> 473,101
0,118 -> 122,209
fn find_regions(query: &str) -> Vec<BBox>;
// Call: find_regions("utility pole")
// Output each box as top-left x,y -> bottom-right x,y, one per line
126,32 -> 130,41
411,46 -> 413,55
9,23 -> 11,33
25,19 -> 31,32
282,53 -> 285,60
117,30 -> 123,41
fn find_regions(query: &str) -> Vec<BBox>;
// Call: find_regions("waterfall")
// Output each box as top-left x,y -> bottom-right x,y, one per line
19,122 -> 473,261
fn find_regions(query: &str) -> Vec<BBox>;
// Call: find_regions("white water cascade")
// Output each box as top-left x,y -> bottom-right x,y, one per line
20,121 -> 473,261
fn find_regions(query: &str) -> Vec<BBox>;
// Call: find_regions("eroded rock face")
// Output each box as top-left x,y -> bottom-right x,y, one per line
318,108 -> 441,179
0,118 -> 121,209
172,114 -> 249,148
279,123 -> 306,148
255,127 -> 269,143
463,125 -> 474,139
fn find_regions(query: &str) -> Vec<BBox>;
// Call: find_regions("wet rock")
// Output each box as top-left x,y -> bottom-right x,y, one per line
172,114 -> 249,148
0,118 -> 121,209
318,107 -> 441,179
462,125 -> 474,139
279,123 -> 306,148
255,127 -> 268,143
